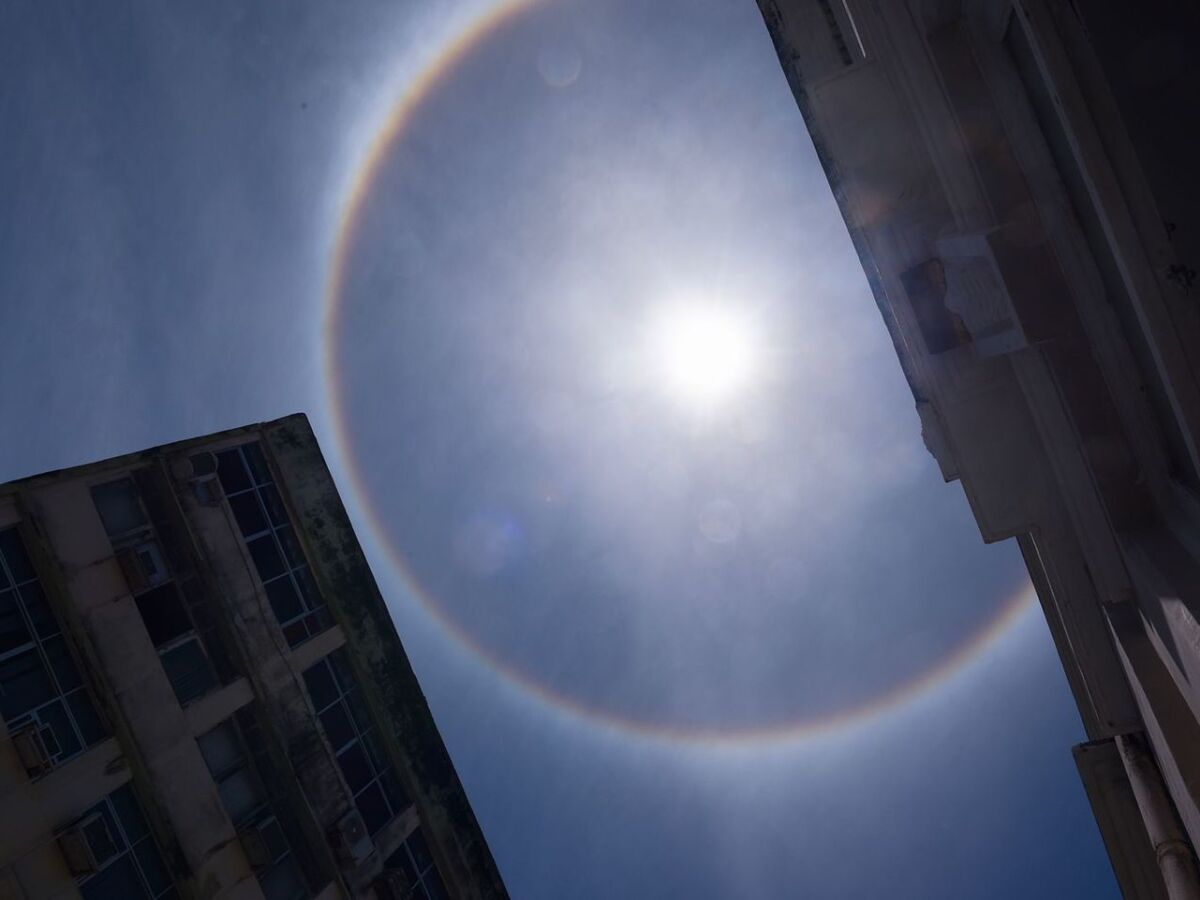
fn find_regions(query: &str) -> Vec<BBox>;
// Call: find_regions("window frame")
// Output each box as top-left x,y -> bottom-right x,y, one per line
0,526 -> 106,778
302,651 -> 409,837
70,784 -> 177,900
215,443 -> 331,648
383,827 -> 449,900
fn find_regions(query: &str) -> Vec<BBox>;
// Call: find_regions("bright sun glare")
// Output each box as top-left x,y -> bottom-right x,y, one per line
648,304 -> 759,411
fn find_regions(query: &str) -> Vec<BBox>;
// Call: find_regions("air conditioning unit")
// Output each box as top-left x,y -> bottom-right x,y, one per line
329,810 -> 373,868
170,452 -> 223,505
238,826 -> 273,870
188,452 -> 218,478
191,475 -> 224,507
374,868 -> 416,900
115,541 -> 167,593
12,723 -> 53,777
58,812 -> 120,875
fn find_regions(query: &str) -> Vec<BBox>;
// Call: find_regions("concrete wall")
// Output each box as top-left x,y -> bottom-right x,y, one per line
21,476 -> 261,899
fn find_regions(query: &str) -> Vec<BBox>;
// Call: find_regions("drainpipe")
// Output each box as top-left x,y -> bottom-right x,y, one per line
1115,733 -> 1200,899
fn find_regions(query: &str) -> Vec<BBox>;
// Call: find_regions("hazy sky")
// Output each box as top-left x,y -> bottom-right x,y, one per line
1,1 -> 1118,897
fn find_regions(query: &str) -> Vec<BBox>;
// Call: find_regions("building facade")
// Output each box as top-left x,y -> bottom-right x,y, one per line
0,415 -> 508,900
754,1 -> 1200,897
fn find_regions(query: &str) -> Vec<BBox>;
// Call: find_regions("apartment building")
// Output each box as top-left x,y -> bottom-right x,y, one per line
755,1 -> 1200,896
0,414 -> 507,900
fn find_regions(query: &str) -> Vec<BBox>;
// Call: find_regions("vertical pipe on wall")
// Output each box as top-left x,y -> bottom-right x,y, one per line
1116,732 -> 1200,899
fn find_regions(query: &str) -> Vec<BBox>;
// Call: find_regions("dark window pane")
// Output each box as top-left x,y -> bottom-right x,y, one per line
336,742 -> 372,794
91,480 -> 147,538
81,854 -> 146,900
133,542 -> 169,586
329,651 -> 355,692
259,817 -> 289,862
361,729 -> 387,773
44,635 -> 82,692
235,708 -> 266,754
347,691 -> 373,735
380,767 -> 409,815
259,484 -> 288,527
0,529 -> 36,584
198,721 -> 244,778
354,781 -> 391,836
275,527 -> 305,569
216,450 -> 252,495
0,589 -> 31,655
161,640 -> 216,705
110,785 -> 150,843
422,871 -> 449,900
39,698 -> 81,759
264,577 -> 303,624
0,648 -> 55,720
247,536 -> 285,582
32,705 -> 75,763
67,690 -> 106,745
302,662 -> 338,712
154,520 -> 191,577
384,842 -> 418,883
131,469 -> 169,525
87,807 -> 123,856
189,452 -> 218,478
319,703 -> 356,752
42,696 -> 82,763
135,585 -> 192,647
311,606 -> 332,634
407,828 -> 433,872
282,620 -> 308,648
228,493 -> 268,538
133,839 -> 171,896
179,578 -> 211,622
292,567 -> 321,609
38,721 -> 62,756
242,443 -> 271,486
19,582 -> 58,638
260,856 -> 306,900
218,766 -> 267,825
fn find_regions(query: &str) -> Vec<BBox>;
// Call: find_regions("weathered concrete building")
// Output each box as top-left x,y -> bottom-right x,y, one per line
755,1 -> 1200,896
0,415 -> 507,900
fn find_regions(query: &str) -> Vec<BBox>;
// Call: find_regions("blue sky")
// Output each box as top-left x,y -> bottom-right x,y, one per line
1,1 -> 1117,897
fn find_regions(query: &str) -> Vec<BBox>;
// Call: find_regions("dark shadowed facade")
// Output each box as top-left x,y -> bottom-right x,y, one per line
755,1 -> 1200,897
0,414 -> 508,900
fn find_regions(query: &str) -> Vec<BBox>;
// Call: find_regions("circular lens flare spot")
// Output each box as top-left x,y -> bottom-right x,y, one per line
648,304 -> 759,411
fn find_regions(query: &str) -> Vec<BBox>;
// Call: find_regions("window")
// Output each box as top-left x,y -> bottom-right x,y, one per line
383,828 -> 448,900
0,528 -> 105,777
216,443 -> 330,648
92,477 -> 218,705
197,717 -> 307,900
71,784 -> 176,900
303,650 -> 409,836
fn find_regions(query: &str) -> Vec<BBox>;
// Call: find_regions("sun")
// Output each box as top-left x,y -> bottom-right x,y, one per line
647,303 -> 759,411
